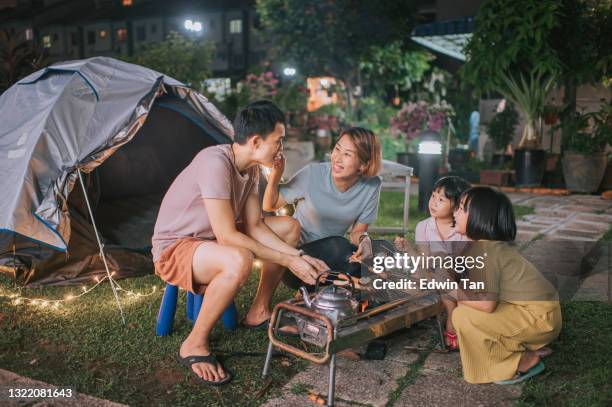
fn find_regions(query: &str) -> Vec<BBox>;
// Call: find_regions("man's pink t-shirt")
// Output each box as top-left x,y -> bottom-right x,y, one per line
151,144 -> 259,262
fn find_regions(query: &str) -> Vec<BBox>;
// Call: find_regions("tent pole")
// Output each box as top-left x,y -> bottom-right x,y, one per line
77,168 -> 126,325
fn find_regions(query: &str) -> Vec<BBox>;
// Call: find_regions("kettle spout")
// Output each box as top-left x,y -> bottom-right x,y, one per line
299,287 -> 313,308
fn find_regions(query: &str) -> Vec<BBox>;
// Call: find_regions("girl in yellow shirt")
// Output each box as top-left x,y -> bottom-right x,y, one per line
450,186 -> 561,385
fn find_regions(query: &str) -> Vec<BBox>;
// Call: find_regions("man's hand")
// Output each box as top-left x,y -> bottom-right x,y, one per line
301,255 -> 329,272
287,255 -> 324,285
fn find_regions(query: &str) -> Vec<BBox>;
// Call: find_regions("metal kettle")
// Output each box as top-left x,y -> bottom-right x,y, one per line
299,271 -> 359,326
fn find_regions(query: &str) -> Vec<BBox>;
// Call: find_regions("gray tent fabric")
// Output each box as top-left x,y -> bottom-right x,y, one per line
0,57 -> 233,286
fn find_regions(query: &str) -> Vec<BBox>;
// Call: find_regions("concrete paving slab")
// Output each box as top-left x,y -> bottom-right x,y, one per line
556,205 -> 602,213
268,357 -> 409,407
574,213 -> 612,224
394,368 -> 522,407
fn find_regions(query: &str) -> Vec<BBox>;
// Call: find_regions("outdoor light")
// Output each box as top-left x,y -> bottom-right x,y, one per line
283,67 -> 297,76
184,19 -> 203,32
418,140 -> 442,155
417,130 -> 442,212
320,78 -> 329,87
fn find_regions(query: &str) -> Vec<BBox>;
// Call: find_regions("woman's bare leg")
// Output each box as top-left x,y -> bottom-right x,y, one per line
243,216 -> 301,325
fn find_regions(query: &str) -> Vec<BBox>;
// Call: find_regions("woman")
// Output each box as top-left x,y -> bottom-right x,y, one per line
449,187 -> 561,385
263,126 -> 383,287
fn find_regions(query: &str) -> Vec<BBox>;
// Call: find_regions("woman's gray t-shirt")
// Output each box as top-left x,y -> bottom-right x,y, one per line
279,162 -> 382,243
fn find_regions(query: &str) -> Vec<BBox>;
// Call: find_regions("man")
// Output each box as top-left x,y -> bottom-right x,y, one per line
152,100 -> 327,386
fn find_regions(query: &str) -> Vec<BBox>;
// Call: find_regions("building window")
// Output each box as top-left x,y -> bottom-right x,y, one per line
116,28 -> 127,43
99,30 -> 107,39
25,28 -> 33,40
42,35 -> 51,48
229,19 -> 242,34
70,33 -> 78,46
122,0 -> 133,6
87,31 -> 96,45
150,24 -> 157,34
136,26 -> 146,41
232,54 -> 243,66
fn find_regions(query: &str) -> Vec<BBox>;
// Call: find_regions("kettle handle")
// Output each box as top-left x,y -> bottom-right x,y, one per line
314,270 -> 355,295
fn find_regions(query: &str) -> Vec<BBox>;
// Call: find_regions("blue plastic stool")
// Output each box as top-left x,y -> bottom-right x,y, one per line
156,284 -> 238,336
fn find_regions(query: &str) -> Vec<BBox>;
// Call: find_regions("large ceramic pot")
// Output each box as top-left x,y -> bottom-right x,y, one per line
515,149 -> 545,187
448,148 -> 470,171
600,162 -> 612,190
562,152 -> 608,193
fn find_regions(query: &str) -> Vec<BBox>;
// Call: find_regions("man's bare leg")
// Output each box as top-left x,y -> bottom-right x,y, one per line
179,242 -> 253,383
243,216 -> 300,325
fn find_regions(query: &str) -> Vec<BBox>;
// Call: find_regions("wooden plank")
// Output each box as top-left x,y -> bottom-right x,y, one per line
328,295 -> 442,353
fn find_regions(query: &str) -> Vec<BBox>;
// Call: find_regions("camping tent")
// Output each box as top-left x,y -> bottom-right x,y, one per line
0,57 -> 233,287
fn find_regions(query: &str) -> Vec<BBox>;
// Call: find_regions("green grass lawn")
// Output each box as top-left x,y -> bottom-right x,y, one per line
0,191 -> 608,406
519,228 -> 612,407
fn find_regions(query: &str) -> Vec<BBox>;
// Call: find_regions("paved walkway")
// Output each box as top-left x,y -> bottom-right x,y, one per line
263,193 -> 612,407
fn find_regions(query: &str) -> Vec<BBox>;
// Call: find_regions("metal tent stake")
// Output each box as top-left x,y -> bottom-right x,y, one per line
77,168 -> 126,325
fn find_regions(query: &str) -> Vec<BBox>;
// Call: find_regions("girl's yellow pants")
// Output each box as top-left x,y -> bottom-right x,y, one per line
452,302 -> 562,383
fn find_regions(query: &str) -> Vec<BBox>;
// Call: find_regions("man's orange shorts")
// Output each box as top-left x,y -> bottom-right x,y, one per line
154,237 -> 208,295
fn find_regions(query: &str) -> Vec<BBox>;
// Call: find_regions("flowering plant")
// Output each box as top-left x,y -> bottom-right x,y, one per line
240,71 -> 280,100
391,100 -> 454,141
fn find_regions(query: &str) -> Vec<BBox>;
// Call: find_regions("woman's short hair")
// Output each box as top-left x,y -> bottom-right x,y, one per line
433,176 -> 471,210
338,127 -> 382,178
461,186 -> 516,241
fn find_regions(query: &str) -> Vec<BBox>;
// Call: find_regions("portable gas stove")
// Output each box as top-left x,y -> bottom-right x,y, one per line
261,242 -> 446,406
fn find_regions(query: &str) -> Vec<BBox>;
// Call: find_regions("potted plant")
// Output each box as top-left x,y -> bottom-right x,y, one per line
497,70 -> 555,187
487,100 -> 518,167
560,104 -> 612,193
392,100 -> 454,175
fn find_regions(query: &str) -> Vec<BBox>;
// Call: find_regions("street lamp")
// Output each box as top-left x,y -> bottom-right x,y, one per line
417,130 -> 442,212
184,19 -> 203,33
283,67 -> 296,76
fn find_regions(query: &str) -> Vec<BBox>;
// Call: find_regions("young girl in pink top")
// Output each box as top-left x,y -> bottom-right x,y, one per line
396,176 -> 471,350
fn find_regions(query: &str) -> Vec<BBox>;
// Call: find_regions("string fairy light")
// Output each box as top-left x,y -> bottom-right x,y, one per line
0,274 -> 160,311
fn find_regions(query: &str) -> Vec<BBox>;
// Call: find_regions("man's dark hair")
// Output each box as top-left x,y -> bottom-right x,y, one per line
462,186 -> 516,241
433,176 -> 471,210
233,100 -> 286,145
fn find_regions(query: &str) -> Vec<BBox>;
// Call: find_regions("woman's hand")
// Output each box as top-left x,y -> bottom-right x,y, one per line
350,235 -> 373,262
394,236 -> 409,252
262,151 -> 287,212
271,151 -> 285,177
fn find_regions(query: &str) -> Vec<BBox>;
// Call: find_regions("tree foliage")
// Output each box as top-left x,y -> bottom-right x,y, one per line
256,0 -> 421,118
123,31 -> 213,92
461,0 -> 562,94
360,41 -> 434,95
0,29 -> 47,94
462,0 -> 611,100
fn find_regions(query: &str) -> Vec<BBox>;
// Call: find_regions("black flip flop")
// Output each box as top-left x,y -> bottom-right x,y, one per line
176,352 -> 233,386
240,319 -> 269,330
